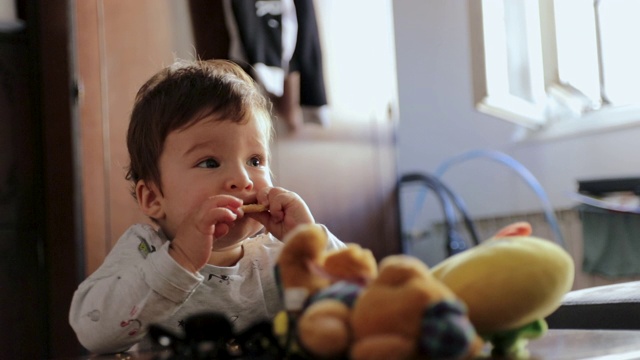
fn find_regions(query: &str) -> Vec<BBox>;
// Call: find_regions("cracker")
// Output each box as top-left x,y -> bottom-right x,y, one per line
241,204 -> 268,213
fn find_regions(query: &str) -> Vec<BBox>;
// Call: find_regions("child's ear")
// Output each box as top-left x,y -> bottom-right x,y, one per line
136,180 -> 165,219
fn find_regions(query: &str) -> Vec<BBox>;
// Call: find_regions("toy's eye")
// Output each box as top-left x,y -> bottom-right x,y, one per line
197,158 -> 220,169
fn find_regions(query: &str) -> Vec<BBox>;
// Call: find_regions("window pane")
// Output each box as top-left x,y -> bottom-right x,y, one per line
553,0 -> 600,103
598,0 -> 640,106
478,0 -> 640,140
480,0 -> 547,126
505,0 -> 533,101
482,0 -> 510,98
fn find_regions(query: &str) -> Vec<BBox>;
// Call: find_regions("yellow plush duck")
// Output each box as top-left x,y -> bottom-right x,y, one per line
431,222 -> 575,357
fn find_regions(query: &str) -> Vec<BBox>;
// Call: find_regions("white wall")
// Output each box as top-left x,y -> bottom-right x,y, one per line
393,0 -> 640,220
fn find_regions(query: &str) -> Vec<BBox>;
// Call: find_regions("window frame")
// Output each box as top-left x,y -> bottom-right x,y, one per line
476,0 -> 640,142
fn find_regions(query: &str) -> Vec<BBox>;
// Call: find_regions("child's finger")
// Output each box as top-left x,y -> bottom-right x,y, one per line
206,194 -> 243,212
196,207 -> 237,235
213,223 -> 231,239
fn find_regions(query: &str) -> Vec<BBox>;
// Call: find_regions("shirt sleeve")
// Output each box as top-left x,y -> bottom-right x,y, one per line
318,224 -> 347,250
68,224 -> 204,354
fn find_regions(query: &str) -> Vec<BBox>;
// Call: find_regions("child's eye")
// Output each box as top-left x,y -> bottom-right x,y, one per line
197,158 -> 220,168
248,156 -> 263,167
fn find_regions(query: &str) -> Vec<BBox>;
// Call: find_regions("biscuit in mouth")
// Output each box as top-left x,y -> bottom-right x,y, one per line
241,204 -> 268,213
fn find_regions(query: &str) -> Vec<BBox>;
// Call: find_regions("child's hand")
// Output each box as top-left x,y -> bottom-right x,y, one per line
247,186 -> 315,240
168,195 -> 242,273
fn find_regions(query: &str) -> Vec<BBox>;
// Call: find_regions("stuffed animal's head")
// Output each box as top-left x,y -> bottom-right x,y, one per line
277,224 -> 331,301
276,224 -> 379,312
323,244 -> 378,285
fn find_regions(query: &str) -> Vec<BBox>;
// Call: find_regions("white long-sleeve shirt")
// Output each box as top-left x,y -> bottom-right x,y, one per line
69,223 -> 345,354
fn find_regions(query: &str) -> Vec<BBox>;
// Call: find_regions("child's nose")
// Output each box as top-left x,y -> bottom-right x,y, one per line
226,168 -> 253,191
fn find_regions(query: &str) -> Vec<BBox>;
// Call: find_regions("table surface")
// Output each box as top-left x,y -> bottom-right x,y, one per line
68,329 -> 640,360
525,329 -> 640,360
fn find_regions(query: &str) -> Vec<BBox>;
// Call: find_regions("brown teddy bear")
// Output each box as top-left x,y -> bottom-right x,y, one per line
276,224 -> 482,360
276,224 -> 378,312
275,224 -> 378,358
350,255 -> 484,360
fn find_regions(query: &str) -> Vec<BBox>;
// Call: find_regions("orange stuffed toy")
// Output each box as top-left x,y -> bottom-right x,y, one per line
275,224 -> 378,358
350,255 -> 484,360
275,224 -> 482,360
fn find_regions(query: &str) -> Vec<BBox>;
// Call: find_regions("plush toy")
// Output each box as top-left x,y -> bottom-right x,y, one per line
274,222 -> 574,359
431,222 -> 575,357
349,255 -> 484,360
275,224 -> 378,358
276,224 -> 378,312
276,224 -> 481,360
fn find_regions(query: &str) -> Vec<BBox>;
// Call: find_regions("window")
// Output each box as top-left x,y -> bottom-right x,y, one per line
478,0 -> 640,141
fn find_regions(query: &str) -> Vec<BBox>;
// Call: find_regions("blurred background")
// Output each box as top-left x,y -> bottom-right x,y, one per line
3,0 -> 640,358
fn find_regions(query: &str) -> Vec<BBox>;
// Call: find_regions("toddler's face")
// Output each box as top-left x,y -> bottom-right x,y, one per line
156,114 -> 272,246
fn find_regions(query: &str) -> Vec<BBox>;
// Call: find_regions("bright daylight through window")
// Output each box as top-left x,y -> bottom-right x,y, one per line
478,0 -> 640,141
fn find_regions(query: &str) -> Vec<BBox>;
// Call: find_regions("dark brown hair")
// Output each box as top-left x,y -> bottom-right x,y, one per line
125,59 -> 273,195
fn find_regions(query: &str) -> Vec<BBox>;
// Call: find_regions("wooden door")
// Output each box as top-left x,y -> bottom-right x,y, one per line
75,0 -> 188,274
